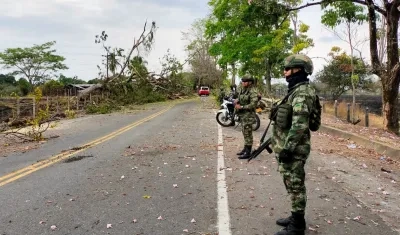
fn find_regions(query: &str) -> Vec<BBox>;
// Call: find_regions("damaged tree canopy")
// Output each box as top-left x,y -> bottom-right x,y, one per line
78,21 -> 157,99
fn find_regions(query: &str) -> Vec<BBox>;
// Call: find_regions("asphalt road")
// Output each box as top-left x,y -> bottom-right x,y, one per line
0,98 -> 398,235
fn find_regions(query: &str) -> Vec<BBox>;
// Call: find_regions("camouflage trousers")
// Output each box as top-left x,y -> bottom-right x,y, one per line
240,113 -> 254,146
278,157 -> 307,212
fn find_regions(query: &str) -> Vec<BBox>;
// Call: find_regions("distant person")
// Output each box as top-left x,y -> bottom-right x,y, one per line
235,74 -> 258,159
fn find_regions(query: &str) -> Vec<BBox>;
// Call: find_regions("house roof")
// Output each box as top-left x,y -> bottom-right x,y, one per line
65,84 -> 99,89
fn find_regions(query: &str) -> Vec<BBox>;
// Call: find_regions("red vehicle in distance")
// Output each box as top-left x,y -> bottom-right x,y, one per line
198,86 -> 210,96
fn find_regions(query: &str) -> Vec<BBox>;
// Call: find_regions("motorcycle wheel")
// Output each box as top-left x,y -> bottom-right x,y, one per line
216,112 -> 234,127
252,113 -> 261,131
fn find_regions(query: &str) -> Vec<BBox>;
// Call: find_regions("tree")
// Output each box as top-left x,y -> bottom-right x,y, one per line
250,0 -> 400,134
206,0 -> 293,92
321,1 -> 367,123
291,22 -> 314,54
58,74 -> 86,85
0,74 -> 16,85
88,78 -> 101,84
315,47 -> 371,100
17,78 -> 31,96
0,41 -> 68,89
183,19 -> 223,88
129,55 -> 148,78
79,21 -> 157,98
41,80 -> 64,96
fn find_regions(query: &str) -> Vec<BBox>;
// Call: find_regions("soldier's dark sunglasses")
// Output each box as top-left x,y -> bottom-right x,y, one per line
284,67 -> 292,71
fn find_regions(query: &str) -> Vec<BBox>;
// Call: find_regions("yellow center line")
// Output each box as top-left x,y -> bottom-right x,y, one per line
0,105 -> 173,187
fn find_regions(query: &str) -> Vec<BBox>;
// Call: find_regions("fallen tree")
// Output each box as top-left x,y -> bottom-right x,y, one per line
78,21 -> 157,99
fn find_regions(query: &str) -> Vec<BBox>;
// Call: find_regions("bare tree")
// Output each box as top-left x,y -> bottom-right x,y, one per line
182,19 -> 223,88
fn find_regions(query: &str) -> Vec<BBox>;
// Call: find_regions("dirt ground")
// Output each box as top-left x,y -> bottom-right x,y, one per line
322,113 -> 400,149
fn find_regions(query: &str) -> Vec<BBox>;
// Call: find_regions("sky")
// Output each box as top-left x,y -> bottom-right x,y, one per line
0,0 -> 371,82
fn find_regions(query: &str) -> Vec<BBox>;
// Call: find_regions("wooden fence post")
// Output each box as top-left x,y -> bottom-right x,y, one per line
16,97 -> 20,118
347,103 -> 351,122
76,96 -> 79,110
67,89 -> 70,111
334,100 -> 338,117
32,97 -> 36,118
365,107 -> 369,127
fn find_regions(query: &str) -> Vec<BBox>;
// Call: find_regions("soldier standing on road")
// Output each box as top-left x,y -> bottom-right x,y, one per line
235,74 -> 259,159
271,54 -> 316,235
218,87 -> 226,105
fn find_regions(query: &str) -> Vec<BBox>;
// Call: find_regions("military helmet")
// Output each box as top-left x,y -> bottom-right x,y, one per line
283,54 -> 314,75
241,74 -> 254,82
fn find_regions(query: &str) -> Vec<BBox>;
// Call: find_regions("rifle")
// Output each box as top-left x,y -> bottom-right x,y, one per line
248,90 -> 295,162
247,120 -> 274,162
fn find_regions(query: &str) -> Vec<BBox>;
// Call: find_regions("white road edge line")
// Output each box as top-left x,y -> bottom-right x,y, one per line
215,110 -> 232,235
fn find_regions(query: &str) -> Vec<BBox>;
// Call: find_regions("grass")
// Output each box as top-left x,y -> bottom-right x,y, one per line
323,101 -> 385,128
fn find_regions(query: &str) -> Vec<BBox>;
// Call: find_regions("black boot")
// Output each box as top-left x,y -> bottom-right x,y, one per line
238,145 -> 252,159
236,147 -> 245,155
276,215 -> 292,227
275,212 -> 306,235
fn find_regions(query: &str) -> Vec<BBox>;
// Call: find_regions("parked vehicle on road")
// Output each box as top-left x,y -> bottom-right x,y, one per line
198,86 -> 210,96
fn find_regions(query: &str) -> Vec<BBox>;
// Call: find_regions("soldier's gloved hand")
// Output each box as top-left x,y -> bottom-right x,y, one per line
278,149 -> 292,163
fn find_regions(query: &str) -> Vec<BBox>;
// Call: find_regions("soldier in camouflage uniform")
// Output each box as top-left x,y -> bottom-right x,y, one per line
271,54 -> 316,235
218,87 -> 226,105
235,74 -> 259,159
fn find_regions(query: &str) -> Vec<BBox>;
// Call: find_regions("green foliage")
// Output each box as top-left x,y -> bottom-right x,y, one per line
88,78 -> 101,84
321,1 -> 367,28
64,109 -> 76,119
86,103 -> 114,114
24,87 -> 56,141
17,78 -> 31,96
0,41 -> 68,88
129,56 -> 148,78
58,74 -> 86,85
205,0 -> 296,90
315,47 -> 372,100
0,74 -> 16,85
0,84 -> 20,96
292,22 -> 314,54
41,80 -> 64,96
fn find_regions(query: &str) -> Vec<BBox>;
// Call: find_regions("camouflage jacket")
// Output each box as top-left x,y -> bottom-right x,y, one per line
237,86 -> 258,116
271,82 -> 316,157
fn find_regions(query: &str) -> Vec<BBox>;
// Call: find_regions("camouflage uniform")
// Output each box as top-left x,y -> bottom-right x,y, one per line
271,82 -> 316,212
218,88 -> 226,105
236,75 -> 259,159
237,85 -> 258,145
272,54 -> 315,235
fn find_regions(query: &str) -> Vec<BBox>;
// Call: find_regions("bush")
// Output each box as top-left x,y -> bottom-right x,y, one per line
65,110 -> 76,119
86,103 -> 116,114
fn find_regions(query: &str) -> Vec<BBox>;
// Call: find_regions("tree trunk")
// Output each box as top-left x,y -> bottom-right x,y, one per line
345,21 -> 356,123
265,61 -> 272,93
382,77 -> 399,134
365,0 -> 381,75
77,84 -> 103,98
382,4 -> 400,134
230,63 -> 236,85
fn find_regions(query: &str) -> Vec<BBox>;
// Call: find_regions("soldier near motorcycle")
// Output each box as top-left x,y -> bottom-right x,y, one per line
234,74 -> 259,159
218,87 -> 226,105
271,54 -> 316,235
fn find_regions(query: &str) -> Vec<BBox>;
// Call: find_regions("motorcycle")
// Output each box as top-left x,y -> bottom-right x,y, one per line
216,97 -> 261,131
